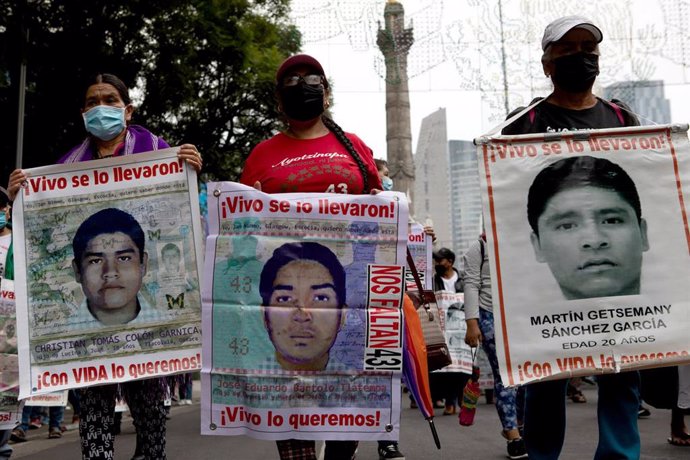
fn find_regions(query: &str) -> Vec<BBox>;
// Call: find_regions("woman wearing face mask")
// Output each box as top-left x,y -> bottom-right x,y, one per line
241,54 -> 380,196
8,73 -> 202,197
375,159 -> 394,192
7,73 -> 202,460
240,55 -> 387,460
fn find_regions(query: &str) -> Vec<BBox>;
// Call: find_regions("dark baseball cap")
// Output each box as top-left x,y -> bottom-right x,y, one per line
275,54 -> 328,87
433,247 -> 455,262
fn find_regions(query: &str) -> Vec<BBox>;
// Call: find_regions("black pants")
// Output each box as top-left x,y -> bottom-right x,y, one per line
431,372 -> 470,406
276,440 -> 358,460
79,379 -> 167,460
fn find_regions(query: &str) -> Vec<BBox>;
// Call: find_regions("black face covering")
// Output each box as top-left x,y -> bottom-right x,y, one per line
434,265 -> 446,276
551,52 -> 599,93
280,83 -> 325,121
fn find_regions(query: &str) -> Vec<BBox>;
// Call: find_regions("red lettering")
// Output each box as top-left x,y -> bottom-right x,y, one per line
371,284 -> 400,294
28,176 -> 67,193
224,196 -> 264,213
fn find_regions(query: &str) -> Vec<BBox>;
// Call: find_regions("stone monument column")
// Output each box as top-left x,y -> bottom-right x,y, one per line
377,0 -> 415,203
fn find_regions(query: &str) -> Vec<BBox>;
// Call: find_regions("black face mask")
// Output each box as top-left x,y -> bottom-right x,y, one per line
551,52 -> 599,93
279,83 -> 325,121
434,265 -> 446,276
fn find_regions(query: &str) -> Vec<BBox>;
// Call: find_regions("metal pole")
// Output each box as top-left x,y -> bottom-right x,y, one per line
16,56 -> 27,169
497,0 -> 510,117
15,2 -> 28,169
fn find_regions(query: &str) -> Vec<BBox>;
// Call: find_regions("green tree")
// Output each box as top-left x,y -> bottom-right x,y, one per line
0,0 -> 300,182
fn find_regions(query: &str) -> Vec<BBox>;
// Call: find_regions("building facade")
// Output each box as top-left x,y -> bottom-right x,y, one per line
412,108 -> 452,249
602,80 -> 671,125
448,140 -> 483,257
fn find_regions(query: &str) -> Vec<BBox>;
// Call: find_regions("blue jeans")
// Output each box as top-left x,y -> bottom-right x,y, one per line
178,373 -> 193,400
0,429 -> 11,460
479,309 -> 524,431
524,372 -> 640,460
19,405 -> 64,430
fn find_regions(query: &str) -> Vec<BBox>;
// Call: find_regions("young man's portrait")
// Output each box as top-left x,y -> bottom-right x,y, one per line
71,208 -> 149,326
527,156 -> 649,300
259,241 -> 346,372
160,243 -> 182,278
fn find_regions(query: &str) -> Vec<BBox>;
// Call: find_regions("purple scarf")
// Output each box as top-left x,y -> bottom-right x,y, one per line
58,125 -> 169,163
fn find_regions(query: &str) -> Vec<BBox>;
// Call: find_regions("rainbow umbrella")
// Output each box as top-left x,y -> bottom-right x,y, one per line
459,363 -> 480,426
402,294 -> 441,449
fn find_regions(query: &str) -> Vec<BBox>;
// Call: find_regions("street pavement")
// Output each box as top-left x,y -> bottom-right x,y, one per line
9,382 -> 687,460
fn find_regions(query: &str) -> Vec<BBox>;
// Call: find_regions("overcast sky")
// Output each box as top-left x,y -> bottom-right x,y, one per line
290,0 -> 690,160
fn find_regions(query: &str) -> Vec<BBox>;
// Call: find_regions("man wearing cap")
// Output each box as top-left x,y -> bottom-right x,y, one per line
503,16 -> 641,460
503,16 -> 638,135
433,248 -> 463,294
431,248 -> 471,419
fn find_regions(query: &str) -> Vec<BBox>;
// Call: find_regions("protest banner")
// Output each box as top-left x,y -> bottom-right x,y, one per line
12,149 -> 203,398
433,291 -> 472,374
25,390 -> 68,407
476,124 -> 690,386
0,278 -> 20,428
406,223 -> 432,290
0,406 -> 20,430
406,224 -> 472,374
201,183 -> 409,441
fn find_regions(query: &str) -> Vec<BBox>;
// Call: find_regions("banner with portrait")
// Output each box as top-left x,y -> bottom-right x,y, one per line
13,149 -> 203,398
201,182 -> 409,441
477,124 -> 690,386
433,291 -> 472,374
0,278 -> 20,428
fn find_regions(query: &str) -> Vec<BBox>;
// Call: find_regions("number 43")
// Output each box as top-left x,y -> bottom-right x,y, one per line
325,183 -> 348,193
229,337 -> 249,355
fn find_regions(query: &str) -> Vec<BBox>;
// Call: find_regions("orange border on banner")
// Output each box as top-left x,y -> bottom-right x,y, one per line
666,130 -> 690,255
482,126 -> 690,386
481,143 -> 514,385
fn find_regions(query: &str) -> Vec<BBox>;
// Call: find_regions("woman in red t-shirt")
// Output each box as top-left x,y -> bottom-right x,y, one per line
241,54 -> 384,460
241,55 -> 380,196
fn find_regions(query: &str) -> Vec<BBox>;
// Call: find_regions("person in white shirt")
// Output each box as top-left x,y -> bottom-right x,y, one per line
431,248 -> 469,417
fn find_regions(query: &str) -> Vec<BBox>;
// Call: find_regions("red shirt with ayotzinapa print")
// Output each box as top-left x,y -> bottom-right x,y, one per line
240,131 -> 382,194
